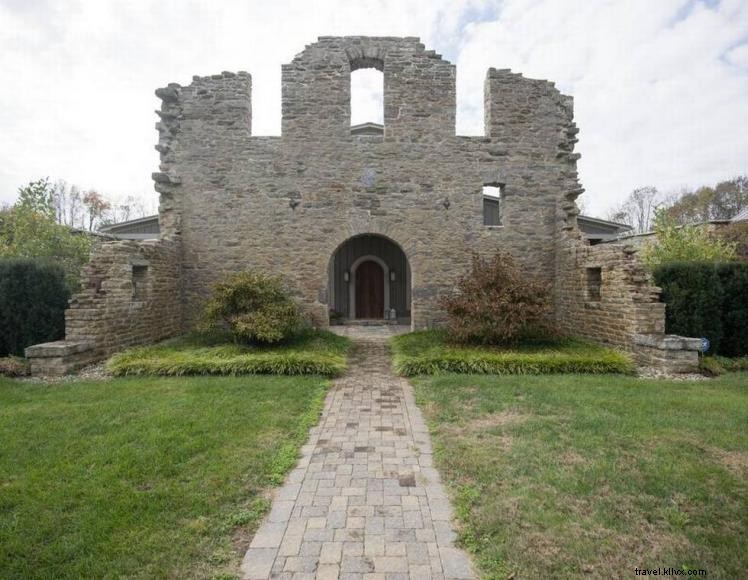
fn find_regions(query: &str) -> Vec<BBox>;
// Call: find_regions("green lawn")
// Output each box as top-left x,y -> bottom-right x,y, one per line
392,330 -> 634,376
413,372 -> 748,579
0,374 -> 328,579
108,329 -> 352,377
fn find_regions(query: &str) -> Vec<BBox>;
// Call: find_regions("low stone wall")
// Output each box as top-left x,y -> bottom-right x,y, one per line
555,229 -> 700,372
26,239 -> 182,375
25,340 -> 98,376
633,334 -> 701,374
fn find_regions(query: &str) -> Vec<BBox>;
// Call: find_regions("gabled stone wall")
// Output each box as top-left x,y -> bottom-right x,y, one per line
152,37 -> 580,331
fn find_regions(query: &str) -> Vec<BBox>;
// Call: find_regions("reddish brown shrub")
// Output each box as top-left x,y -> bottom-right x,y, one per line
440,251 -> 553,345
0,356 -> 30,377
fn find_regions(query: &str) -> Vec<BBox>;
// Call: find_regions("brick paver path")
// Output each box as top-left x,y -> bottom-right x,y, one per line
241,326 -> 475,579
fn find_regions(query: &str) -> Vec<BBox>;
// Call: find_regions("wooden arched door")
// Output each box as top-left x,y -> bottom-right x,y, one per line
355,260 -> 384,319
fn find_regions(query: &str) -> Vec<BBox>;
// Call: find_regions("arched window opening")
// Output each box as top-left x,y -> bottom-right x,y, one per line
351,68 -> 383,129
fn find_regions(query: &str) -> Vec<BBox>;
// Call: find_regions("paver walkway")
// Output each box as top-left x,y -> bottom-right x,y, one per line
241,325 -> 475,579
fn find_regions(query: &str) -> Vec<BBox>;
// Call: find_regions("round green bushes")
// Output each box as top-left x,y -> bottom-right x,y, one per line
200,271 -> 303,344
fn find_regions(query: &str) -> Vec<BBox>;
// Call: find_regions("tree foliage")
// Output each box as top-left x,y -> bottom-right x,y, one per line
666,176 -> 747,224
640,210 -> 737,270
607,175 -> 747,234
0,179 -> 93,289
200,271 -> 304,344
440,251 -> 553,345
716,222 -> 748,259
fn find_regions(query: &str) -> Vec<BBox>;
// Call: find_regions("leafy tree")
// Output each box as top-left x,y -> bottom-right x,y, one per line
665,175 -> 747,224
16,178 -> 55,217
608,186 -> 661,233
82,190 -> 111,231
713,176 -> 747,219
641,209 -> 737,270
0,180 -> 93,290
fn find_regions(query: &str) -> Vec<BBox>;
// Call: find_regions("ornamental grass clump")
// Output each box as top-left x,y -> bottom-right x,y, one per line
440,251 -> 553,345
200,271 -> 304,344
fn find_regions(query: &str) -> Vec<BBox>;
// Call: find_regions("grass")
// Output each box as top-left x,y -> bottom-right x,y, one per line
391,330 -> 634,376
107,329 -> 352,377
0,374 -> 329,578
413,372 -> 748,579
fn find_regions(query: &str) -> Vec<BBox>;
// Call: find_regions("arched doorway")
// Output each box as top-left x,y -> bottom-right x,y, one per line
328,234 -> 410,323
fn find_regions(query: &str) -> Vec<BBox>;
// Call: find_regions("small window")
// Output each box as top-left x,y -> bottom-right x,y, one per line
483,185 -> 502,226
586,267 -> 602,301
132,264 -> 148,301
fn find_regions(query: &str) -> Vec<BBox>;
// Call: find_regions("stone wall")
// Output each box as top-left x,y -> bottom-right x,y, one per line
555,230 -> 665,344
26,238 -> 182,375
154,37 -> 580,331
64,238 -> 182,356
554,228 -> 699,371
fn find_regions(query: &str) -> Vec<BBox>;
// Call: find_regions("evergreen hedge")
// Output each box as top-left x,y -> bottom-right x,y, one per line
716,263 -> 748,357
653,261 -> 748,356
0,259 -> 70,357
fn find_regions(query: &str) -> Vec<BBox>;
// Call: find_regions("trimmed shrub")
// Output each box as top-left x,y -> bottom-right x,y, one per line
200,271 -> 303,344
654,261 -> 748,356
440,251 -> 552,345
716,262 -> 748,357
653,262 -> 723,352
0,259 -> 70,357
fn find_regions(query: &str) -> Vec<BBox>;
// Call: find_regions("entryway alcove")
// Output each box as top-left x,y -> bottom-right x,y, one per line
328,234 -> 410,323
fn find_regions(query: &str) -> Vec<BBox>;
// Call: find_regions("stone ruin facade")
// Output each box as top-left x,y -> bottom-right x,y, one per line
26,36 -> 701,375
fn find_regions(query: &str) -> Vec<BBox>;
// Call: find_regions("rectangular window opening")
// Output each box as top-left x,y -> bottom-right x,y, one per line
351,68 -> 384,131
483,185 -> 502,226
586,267 -> 602,302
132,264 -> 148,301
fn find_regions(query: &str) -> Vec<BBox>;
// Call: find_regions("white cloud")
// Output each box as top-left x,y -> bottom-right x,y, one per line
1,0 -> 746,217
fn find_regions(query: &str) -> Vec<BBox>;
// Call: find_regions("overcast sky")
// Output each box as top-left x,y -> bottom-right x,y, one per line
1,0 -> 747,216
